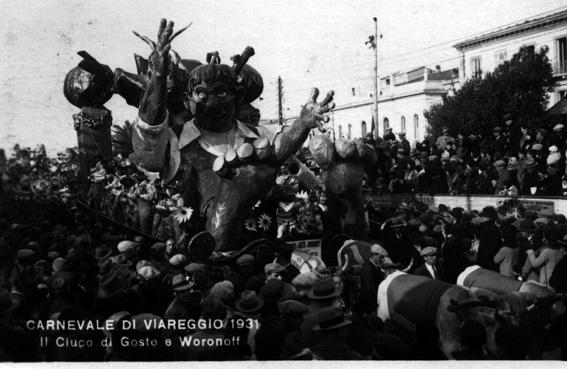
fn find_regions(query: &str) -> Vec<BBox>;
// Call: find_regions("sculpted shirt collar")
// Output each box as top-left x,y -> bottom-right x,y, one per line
178,119 -> 258,150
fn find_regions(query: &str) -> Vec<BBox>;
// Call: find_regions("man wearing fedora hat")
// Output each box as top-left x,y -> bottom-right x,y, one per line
361,244 -> 392,305
300,277 -> 343,348
436,127 -> 454,151
519,157 -> 542,196
414,247 -> 440,279
311,306 -> 362,360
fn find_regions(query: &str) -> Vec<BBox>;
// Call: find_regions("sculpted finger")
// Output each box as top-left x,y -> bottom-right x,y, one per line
132,31 -> 156,49
308,88 -> 320,104
318,102 -> 336,114
158,19 -> 166,38
170,22 -> 193,43
319,90 -> 335,107
314,114 -> 330,123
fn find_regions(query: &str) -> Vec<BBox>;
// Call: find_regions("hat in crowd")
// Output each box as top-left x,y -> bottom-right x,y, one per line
210,280 -> 235,303
398,132 -> 406,137
117,240 -> 139,253
96,271 -> 132,299
171,274 -> 193,292
493,160 -> 505,167
94,246 -> 112,261
97,258 -> 114,276
420,247 -> 438,257
370,244 -> 389,256
26,241 -> 39,251
386,218 -> 407,229
49,271 -> 73,292
235,290 -> 264,314
538,127 -> 548,135
52,257 -> 66,273
0,288 -> 21,315
169,254 -> 187,267
493,126 -> 502,132
547,152 -> 562,166
136,260 -> 151,272
16,249 -> 35,263
525,158 -> 538,169
553,124 -> 564,132
534,217 -> 549,229
260,279 -> 295,302
306,277 -> 340,300
531,143 -> 543,151
549,145 -> 559,153
507,162 -> 519,171
264,262 -> 284,275
442,127 -> 449,133
137,266 -> 160,281
185,263 -> 203,273
471,216 -> 490,225
313,307 -> 352,332
236,254 -> 255,267
279,300 -> 309,318
481,206 -> 498,220
291,272 -> 317,290
47,251 -> 60,260
518,219 -> 538,233
150,242 -> 166,253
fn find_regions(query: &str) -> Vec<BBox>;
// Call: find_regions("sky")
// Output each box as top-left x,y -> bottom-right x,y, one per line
1,0 -> 567,153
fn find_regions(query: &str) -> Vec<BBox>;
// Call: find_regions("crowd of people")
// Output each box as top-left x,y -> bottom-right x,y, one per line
2,121 -> 567,361
362,118 -> 567,197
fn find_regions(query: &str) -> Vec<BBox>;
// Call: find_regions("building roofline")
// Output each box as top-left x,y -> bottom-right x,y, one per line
453,9 -> 567,50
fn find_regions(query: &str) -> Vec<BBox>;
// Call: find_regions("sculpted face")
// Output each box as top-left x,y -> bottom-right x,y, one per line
188,80 -> 236,132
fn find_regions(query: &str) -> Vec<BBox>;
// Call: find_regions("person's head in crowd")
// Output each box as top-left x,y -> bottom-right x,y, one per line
165,239 -> 175,257
117,240 -> 139,261
209,280 -> 234,307
313,306 -> 352,341
442,127 -> 449,136
525,157 -> 538,173
536,128 -> 547,143
279,299 -> 308,324
420,246 -> 438,266
368,244 -> 392,269
264,262 -> 284,281
291,272 -> 317,298
169,253 -> 187,271
306,277 -> 342,309
235,290 -> 264,316
493,126 -> 502,137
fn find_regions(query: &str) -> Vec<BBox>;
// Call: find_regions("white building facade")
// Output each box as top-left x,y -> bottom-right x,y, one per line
454,9 -> 567,107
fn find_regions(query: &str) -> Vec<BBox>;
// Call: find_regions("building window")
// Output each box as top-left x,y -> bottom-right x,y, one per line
401,116 -> 406,133
495,50 -> 507,66
351,87 -> 356,96
361,121 -> 367,137
348,124 -> 352,139
413,114 -> 419,139
383,117 -> 389,132
338,125 -> 343,139
471,57 -> 482,79
557,37 -> 567,75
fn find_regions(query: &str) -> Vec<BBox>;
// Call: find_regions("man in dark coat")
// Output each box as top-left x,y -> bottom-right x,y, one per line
413,247 -> 441,279
311,307 -> 363,360
476,207 -> 502,271
360,244 -> 390,304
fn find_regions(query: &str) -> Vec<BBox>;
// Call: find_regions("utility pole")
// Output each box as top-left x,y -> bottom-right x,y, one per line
277,76 -> 284,125
366,18 -> 379,139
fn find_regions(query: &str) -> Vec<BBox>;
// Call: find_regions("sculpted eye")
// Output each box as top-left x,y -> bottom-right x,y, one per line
217,91 -> 227,98
197,92 -> 207,100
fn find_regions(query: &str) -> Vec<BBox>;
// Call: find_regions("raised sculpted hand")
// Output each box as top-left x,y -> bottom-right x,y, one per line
134,19 -> 174,78
299,88 -> 336,130
309,133 -> 378,238
137,19 -> 190,125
